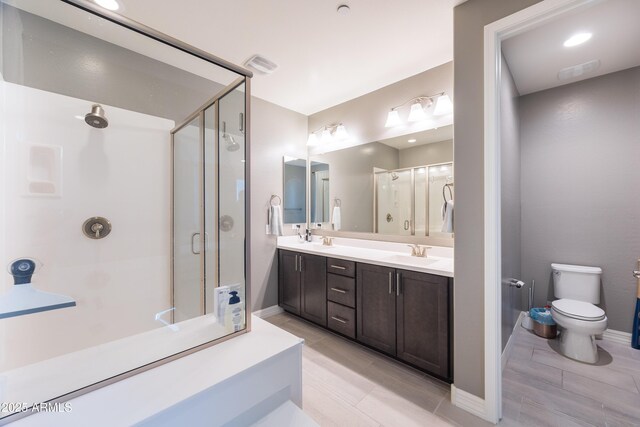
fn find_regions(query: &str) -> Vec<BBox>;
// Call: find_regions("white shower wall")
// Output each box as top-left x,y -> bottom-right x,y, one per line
0,83 -> 173,370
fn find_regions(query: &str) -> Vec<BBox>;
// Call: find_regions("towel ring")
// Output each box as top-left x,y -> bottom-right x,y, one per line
442,184 -> 453,203
270,195 -> 281,206
334,198 -> 341,207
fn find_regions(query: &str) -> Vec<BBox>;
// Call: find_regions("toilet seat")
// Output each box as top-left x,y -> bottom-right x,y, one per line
551,299 -> 605,321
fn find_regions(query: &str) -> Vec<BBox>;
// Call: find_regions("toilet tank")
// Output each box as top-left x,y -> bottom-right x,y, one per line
551,263 -> 602,303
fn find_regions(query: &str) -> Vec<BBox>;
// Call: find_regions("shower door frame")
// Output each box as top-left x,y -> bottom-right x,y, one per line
0,2 -> 252,425
170,76 -> 251,326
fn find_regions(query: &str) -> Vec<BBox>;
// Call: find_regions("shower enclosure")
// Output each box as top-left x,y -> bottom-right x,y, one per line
0,0 -> 251,423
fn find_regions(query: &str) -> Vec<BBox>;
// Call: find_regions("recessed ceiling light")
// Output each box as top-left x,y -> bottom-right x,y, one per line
407,139 -> 417,143
94,0 -> 119,11
337,4 -> 351,15
563,32 -> 592,47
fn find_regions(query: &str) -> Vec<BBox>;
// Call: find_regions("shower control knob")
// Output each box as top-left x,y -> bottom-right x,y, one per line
83,217 -> 111,240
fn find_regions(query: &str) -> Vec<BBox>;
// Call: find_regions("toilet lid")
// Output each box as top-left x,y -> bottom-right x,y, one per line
551,299 -> 605,321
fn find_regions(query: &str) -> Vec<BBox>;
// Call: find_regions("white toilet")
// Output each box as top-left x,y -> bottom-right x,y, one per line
550,263 -> 607,364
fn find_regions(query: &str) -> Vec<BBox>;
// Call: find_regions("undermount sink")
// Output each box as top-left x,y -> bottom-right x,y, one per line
383,254 -> 438,266
304,243 -> 335,250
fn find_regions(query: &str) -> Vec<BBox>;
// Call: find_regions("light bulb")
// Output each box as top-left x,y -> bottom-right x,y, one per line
335,124 -> 349,140
433,94 -> 453,116
321,128 -> 333,143
307,133 -> 319,146
385,110 -> 400,127
407,102 -> 426,122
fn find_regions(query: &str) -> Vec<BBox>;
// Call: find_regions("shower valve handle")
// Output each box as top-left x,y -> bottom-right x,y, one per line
91,223 -> 104,238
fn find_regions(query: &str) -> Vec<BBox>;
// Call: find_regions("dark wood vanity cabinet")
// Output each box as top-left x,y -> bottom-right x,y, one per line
356,263 -> 397,355
396,270 -> 450,379
278,250 -> 327,326
278,249 -> 452,382
356,264 -> 451,380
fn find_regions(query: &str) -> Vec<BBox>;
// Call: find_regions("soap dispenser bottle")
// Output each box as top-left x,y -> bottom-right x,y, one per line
225,291 -> 244,333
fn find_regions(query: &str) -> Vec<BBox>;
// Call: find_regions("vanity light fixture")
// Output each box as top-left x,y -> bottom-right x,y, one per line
385,92 -> 452,127
307,123 -> 349,145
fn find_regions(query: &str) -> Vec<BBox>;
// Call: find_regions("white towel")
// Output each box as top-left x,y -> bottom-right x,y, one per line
268,205 -> 283,236
331,206 -> 341,231
441,200 -> 454,233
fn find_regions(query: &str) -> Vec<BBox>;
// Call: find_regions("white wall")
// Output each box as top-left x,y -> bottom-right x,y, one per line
0,83 -> 172,370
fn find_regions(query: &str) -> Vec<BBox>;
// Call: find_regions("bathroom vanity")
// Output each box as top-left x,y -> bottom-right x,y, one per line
277,236 -> 453,383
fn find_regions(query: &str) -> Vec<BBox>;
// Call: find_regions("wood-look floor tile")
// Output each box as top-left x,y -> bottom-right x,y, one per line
302,353 -> 376,405
264,313 -> 291,327
512,328 -> 556,351
306,333 -> 382,367
302,383 -> 381,427
505,356 -> 563,387
502,368 -> 606,427
602,404 -> 640,427
498,395 -> 523,427
518,398 -> 598,427
531,348 -> 639,393
562,371 -> 640,421
356,385 -> 454,427
509,343 -> 534,362
435,393 -> 494,427
272,317 -> 328,345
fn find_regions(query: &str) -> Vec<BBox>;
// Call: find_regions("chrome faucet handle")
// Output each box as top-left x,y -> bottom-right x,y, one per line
91,222 -> 104,238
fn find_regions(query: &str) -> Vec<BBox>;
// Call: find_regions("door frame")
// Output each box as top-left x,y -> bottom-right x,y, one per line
483,0 -> 598,422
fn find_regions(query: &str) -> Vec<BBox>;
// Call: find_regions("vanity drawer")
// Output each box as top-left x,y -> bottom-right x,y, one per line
327,274 -> 356,308
327,258 -> 356,277
327,301 -> 356,339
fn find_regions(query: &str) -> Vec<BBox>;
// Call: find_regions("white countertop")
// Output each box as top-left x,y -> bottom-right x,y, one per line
277,236 -> 454,278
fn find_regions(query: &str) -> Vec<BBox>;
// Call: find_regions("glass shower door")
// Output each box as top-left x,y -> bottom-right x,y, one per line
173,117 -> 203,322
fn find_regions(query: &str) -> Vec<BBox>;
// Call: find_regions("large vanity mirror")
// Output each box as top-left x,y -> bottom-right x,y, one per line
308,125 -> 453,239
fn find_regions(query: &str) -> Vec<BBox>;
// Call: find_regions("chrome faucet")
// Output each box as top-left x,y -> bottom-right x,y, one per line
305,228 -> 312,242
407,244 -> 431,257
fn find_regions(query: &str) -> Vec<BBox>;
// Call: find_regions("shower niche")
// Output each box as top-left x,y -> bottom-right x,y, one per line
0,0 -> 250,423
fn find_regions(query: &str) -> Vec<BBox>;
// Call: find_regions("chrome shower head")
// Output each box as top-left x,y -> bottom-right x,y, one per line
85,104 -> 108,129
222,121 -> 240,152
390,172 -> 399,181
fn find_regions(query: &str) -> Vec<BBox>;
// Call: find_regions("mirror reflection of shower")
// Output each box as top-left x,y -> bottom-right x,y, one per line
222,121 -> 240,152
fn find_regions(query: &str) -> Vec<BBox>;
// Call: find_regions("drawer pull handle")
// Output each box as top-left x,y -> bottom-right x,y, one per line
330,287 -> 347,294
330,265 -> 347,270
331,316 -> 348,324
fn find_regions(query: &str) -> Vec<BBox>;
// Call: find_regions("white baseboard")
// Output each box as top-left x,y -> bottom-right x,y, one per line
253,305 -> 284,319
450,385 -> 488,421
502,311 -> 526,372
601,329 -> 632,346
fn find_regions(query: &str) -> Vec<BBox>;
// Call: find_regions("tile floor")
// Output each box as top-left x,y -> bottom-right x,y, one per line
501,324 -> 640,427
267,312 -> 640,427
266,312 -> 491,427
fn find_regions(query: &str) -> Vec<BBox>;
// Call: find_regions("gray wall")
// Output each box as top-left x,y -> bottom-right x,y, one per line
453,0 -> 542,398
1,4 -> 223,122
399,139 -> 453,168
250,98 -> 308,311
311,142 -> 399,232
520,66 -> 640,333
500,57 -> 522,350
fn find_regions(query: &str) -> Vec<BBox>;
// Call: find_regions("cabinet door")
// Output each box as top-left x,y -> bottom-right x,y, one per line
396,270 -> 450,379
300,253 -> 327,326
357,263 -> 397,355
278,250 -> 300,315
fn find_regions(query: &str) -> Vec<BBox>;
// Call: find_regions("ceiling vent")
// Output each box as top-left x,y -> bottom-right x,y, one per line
558,59 -> 600,81
243,54 -> 278,75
